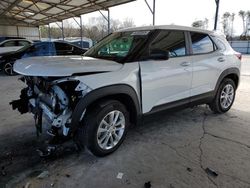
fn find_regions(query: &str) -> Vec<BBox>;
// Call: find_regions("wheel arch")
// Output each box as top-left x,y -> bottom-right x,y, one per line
214,68 -> 240,94
71,84 -> 141,134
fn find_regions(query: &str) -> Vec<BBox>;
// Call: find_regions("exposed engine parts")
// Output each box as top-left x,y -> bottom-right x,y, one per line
10,76 -> 92,157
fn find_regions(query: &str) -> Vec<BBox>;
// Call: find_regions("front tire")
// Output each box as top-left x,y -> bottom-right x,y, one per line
81,100 -> 129,156
209,78 -> 236,113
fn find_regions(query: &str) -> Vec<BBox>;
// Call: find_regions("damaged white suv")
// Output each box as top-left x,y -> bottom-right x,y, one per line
11,25 -> 241,157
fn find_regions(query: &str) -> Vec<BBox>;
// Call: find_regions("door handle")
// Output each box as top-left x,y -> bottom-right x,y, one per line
180,62 -> 191,67
217,57 -> 225,62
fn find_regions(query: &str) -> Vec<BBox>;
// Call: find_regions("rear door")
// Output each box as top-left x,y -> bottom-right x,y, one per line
139,30 -> 193,113
188,32 -> 222,97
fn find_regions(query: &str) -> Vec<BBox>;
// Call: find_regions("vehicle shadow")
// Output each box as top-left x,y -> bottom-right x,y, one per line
1,104 -> 241,187
0,106 -> 206,186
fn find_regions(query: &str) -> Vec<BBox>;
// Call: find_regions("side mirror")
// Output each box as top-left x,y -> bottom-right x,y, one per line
149,49 -> 169,60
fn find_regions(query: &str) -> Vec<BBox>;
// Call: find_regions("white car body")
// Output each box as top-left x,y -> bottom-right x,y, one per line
11,25 -> 241,156
0,39 -> 33,54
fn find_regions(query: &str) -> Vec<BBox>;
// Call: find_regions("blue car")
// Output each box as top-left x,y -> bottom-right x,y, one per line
0,41 -> 87,75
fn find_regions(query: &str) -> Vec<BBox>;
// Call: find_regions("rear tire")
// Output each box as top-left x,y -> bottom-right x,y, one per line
77,100 -> 129,157
209,78 -> 236,113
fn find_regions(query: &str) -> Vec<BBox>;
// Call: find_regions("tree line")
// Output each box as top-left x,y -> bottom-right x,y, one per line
40,17 -> 135,42
192,10 -> 250,40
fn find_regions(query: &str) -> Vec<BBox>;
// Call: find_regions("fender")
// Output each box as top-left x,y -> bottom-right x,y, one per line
70,84 -> 141,134
214,68 -> 240,95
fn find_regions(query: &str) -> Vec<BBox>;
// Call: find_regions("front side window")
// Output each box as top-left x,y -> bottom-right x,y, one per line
84,31 -> 152,63
22,42 -> 56,58
3,41 -> 16,47
191,33 -> 215,54
149,30 -> 186,58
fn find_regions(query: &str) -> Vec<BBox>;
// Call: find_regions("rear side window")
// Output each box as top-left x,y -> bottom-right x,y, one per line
55,42 -> 73,51
191,32 -> 215,54
18,40 -> 30,47
150,30 -> 186,57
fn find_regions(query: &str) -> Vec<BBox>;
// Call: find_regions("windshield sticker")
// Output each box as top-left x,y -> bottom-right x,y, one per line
131,31 -> 150,36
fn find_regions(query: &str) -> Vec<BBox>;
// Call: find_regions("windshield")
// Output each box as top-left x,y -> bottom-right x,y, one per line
84,31 -> 151,63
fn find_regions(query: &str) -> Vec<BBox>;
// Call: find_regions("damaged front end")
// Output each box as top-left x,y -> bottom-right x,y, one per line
10,76 -> 91,157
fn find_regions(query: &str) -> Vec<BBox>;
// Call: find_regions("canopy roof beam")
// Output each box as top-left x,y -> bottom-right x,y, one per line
98,9 -> 110,34
0,0 -> 135,26
73,16 -> 84,48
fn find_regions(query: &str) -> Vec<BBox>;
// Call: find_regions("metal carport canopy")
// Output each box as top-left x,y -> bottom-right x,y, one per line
0,0 -> 136,26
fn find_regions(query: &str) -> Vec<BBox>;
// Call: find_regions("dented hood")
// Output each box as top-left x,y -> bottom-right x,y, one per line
14,56 -> 123,76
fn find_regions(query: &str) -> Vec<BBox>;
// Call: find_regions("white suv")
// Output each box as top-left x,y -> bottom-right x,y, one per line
11,25 -> 241,157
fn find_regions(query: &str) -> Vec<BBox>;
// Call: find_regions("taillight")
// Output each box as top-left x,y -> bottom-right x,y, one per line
235,53 -> 242,61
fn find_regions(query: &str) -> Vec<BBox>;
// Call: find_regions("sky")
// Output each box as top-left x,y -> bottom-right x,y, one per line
76,0 -> 250,36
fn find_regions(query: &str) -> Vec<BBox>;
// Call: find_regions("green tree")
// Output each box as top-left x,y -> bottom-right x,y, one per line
192,20 -> 204,28
222,12 -> 231,38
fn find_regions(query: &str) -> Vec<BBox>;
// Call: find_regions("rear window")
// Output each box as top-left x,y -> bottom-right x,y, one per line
191,32 -> 216,54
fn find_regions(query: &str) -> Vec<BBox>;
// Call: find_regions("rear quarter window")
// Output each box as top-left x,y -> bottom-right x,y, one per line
191,32 -> 216,54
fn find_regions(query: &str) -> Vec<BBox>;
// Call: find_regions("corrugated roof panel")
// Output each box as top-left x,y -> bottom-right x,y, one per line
1,0 -> 135,26
45,7 -> 62,14
32,13 -> 47,20
67,0 -> 89,6
35,2 -> 51,10
28,5 -> 40,12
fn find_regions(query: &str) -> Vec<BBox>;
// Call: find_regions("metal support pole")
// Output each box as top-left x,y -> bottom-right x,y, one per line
48,24 -> 51,41
99,9 -> 110,34
73,16 -> 84,48
61,20 -> 64,41
38,26 -> 41,40
152,0 -> 155,26
107,9 -> 110,34
80,16 -> 83,48
214,0 -> 220,30
16,26 -> 19,37
144,0 -> 156,25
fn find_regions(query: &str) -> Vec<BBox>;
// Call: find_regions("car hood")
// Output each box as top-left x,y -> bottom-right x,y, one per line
14,56 -> 123,76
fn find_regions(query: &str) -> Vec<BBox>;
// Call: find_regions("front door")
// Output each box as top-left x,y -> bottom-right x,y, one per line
139,30 -> 193,113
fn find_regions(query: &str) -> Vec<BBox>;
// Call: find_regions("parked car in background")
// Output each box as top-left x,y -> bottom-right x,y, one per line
0,37 -> 25,43
69,40 -> 92,49
0,39 -> 33,54
11,25 -> 241,157
0,41 -> 87,75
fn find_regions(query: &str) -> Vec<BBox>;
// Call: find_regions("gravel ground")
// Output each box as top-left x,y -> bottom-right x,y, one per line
0,56 -> 250,188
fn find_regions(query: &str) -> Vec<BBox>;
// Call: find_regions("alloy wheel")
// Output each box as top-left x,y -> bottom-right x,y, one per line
220,84 -> 234,109
97,110 -> 125,150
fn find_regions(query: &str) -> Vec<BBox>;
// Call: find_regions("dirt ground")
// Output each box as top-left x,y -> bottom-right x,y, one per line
0,56 -> 250,188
